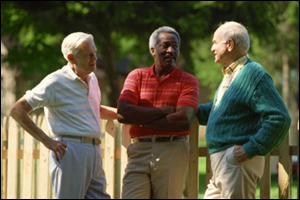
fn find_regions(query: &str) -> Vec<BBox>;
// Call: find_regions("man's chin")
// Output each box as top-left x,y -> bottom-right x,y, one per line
90,65 -> 97,72
164,60 -> 176,66
162,64 -> 176,69
86,68 -> 96,74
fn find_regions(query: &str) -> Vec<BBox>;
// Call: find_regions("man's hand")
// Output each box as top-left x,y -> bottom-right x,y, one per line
43,137 -> 67,161
233,145 -> 250,163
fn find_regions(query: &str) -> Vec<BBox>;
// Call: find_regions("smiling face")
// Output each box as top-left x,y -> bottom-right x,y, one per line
211,27 -> 232,67
151,32 -> 180,70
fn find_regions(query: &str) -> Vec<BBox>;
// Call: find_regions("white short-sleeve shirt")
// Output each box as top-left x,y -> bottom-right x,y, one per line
24,64 -> 102,138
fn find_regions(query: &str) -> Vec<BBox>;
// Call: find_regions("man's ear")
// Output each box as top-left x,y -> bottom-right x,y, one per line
227,38 -> 235,52
150,47 -> 155,56
67,54 -> 75,64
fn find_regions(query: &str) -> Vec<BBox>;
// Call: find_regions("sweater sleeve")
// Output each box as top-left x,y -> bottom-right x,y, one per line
243,73 -> 291,158
196,101 -> 213,125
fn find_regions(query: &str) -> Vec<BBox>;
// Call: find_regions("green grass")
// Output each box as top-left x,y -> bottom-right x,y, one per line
197,157 -> 298,199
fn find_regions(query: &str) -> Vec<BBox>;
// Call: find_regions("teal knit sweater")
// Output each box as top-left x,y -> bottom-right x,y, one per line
196,59 -> 291,158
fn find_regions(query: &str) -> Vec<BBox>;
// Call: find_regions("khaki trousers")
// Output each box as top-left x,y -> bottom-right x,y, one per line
204,146 -> 265,199
122,138 -> 189,199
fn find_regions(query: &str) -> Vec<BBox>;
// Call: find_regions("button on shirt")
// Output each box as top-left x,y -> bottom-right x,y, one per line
214,55 -> 248,109
24,64 -> 102,138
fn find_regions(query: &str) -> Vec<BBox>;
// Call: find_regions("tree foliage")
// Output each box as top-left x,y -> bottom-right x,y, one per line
1,1 -> 298,108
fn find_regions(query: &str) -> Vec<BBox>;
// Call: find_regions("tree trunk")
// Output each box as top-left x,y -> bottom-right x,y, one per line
101,42 -> 120,107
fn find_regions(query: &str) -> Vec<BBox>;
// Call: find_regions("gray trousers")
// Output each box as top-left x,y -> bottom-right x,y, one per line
204,146 -> 265,199
122,138 -> 189,199
49,140 -> 110,199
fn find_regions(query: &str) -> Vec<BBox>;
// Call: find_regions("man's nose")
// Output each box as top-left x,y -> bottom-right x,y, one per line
93,53 -> 98,61
166,46 -> 175,52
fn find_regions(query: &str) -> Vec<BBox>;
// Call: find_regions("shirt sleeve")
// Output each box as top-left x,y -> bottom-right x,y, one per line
24,75 -> 55,110
196,101 -> 213,125
176,75 -> 199,112
118,69 -> 140,105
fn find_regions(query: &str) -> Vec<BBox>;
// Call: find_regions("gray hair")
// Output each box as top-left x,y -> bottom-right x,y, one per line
61,32 -> 94,61
149,26 -> 180,53
218,21 -> 250,52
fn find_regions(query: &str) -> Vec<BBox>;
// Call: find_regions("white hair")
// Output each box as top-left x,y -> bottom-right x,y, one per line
61,32 -> 94,61
218,21 -> 250,52
148,26 -> 180,53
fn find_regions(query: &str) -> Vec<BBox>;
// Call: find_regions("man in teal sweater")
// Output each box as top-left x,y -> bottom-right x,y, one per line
196,21 -> 291,199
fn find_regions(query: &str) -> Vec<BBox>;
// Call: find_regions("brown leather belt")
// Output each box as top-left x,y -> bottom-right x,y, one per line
132,135 -> 186,143
57,135 -> 101,145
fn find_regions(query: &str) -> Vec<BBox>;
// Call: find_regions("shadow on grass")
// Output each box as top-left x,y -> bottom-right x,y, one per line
198,173 -> 206,199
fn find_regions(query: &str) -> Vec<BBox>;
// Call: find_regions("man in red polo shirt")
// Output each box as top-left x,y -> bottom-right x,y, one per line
117,26 -> 199,199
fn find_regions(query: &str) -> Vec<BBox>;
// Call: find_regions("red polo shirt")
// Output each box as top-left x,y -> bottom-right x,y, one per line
118,64 -> 199,138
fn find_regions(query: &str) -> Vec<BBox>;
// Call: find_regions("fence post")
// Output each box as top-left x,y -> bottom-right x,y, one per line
187,117 -> 199,198
102,119 -> 116,198
278,136 -> 291,199
120,123 -> 131,198
114,123 -> 122,199
260,155 -> 271,198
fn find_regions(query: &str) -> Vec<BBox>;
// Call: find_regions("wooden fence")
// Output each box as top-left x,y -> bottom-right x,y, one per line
1,107 -> 299,199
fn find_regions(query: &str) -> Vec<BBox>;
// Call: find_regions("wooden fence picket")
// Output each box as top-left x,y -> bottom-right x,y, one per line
6,117 -> 19,199
1,111 -> 299,199
1,116 -> 8,199
22,125 -> 34,199
37,114 -> 51,199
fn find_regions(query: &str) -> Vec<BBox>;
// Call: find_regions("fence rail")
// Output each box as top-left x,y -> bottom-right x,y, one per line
1,108 -> 299,199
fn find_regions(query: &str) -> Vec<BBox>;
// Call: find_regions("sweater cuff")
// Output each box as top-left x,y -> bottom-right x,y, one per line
243,142 -> 257,159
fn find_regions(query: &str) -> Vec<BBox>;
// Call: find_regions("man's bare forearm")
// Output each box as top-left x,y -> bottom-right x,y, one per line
143,106 -> 195,132
117,100 -> 175,125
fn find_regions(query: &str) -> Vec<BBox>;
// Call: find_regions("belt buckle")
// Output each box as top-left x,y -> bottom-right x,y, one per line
80,136 -> 84,143
56,135 -> 62,140
151,136 -> 157,143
